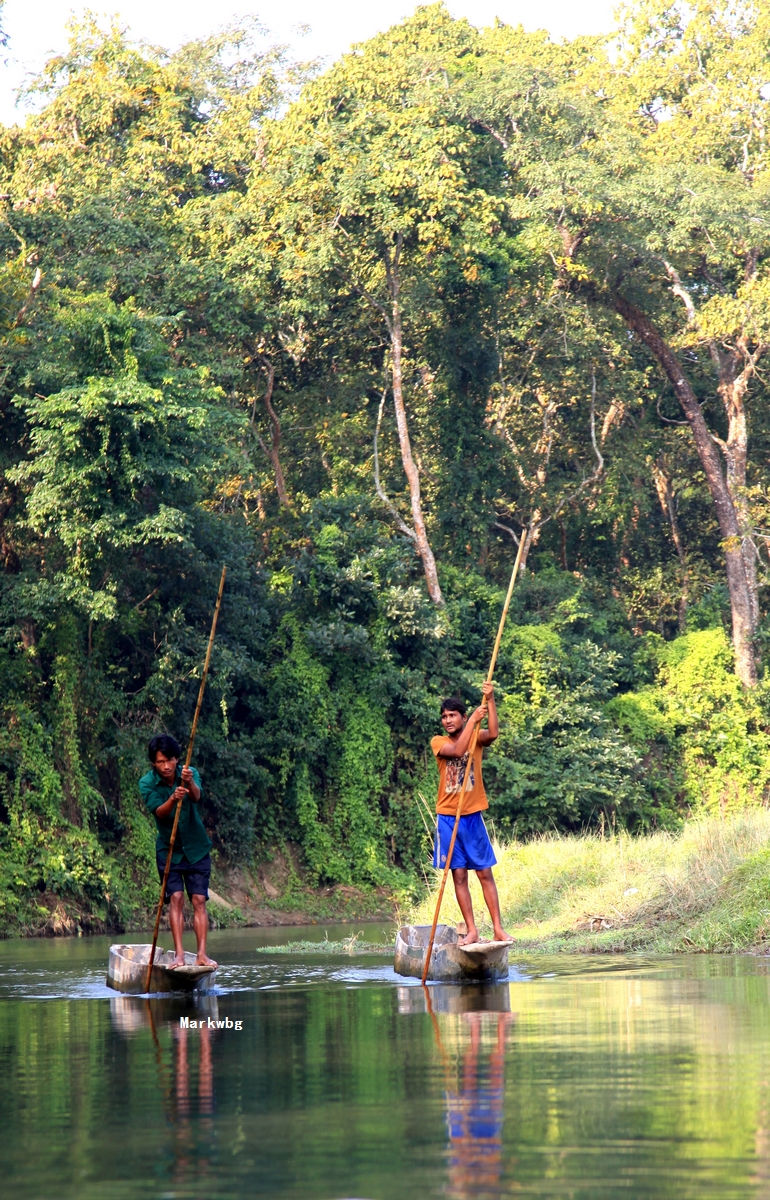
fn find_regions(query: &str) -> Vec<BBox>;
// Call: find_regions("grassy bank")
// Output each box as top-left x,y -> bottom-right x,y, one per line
410,813 -> 770,953
10,814 -> 770,949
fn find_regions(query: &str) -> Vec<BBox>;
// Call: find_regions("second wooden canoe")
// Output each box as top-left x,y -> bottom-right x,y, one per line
106,943 -> 217,995
394,924 -> 510,983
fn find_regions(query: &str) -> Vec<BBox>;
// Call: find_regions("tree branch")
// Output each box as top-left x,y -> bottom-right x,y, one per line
664,259 -> 724,375
664,261 -> 697,325
474,121 -> 510,150
493,520 -> 521,547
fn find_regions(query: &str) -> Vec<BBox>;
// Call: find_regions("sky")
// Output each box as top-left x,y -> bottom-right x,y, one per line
0,0 -> 618,126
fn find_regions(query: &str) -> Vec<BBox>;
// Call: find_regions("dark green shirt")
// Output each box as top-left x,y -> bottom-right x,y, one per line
140,764 -> 211,865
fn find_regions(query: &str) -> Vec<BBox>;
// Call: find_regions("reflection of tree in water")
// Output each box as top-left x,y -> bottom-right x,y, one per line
752,1086 -> 770,1197
170,1022 -> 216,1192
445,1012 -> 513,1199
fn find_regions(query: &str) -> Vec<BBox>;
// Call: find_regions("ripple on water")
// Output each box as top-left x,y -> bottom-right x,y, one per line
0,946 -> 532,1001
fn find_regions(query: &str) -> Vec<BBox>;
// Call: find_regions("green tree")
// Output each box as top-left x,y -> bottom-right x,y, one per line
262,6 -> 513,604
461,3 -> 770,682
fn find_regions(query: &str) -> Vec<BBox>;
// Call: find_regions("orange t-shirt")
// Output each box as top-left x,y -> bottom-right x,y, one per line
430,736 -> 488,816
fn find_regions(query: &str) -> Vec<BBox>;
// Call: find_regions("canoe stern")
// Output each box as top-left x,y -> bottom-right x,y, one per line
106,944 -> 216,995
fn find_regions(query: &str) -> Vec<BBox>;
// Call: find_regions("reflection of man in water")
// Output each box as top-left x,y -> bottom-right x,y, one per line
446,1012 -> 513,1199
174,1021 -> 214,1119
170,1020 -> 215,1188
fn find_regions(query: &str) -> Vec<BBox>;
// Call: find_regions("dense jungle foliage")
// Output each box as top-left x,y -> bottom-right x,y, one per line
1,0 -> 770,932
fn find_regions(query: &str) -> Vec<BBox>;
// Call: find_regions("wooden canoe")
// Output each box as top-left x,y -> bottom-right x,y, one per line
394,924 -> 510,983
106,943 -> 217,995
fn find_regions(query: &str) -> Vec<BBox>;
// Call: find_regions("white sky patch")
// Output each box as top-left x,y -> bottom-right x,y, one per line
0,0 -> 617,126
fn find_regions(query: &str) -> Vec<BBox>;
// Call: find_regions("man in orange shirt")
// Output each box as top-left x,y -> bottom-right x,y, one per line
431,685 -> 511,946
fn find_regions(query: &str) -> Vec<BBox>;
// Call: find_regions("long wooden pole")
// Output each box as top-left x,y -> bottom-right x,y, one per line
421,534 -> 527,985
144,566 -> 227,993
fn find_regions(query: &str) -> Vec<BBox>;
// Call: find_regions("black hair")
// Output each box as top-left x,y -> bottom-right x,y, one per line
148,734 -> 182,763
440,697 -> 466,717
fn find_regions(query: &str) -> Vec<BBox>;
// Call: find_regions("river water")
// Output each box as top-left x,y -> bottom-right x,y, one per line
2,927 -> 770,1199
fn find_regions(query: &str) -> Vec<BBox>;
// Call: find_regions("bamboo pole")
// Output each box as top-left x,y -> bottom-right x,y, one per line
145,566 -> 227,993
421,535 -> 527,986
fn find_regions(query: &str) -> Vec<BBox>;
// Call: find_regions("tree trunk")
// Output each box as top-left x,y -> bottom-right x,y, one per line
518,515 -> 541,572
385,250 -> 443,605
558,518 -> 568,570
614,292 -> 757,685
651,454 -> 688,631
718,353 -> 760,632
664,262 -> 765,635
252,363 -> 290,509
520,526 -> 538,573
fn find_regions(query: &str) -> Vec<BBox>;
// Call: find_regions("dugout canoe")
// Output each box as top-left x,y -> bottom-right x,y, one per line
394,924 -> 510,983
106,943 -> 217,995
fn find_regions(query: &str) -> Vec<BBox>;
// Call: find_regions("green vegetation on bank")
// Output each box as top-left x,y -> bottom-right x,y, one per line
1,2 -> 770,935
412,813 -> 770,953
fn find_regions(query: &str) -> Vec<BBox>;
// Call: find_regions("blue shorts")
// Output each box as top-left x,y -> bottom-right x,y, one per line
433,812 -> 497,871
156,851 -> 211,900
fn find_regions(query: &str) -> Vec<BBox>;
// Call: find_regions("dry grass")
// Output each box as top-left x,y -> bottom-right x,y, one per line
410,812 -> 770,953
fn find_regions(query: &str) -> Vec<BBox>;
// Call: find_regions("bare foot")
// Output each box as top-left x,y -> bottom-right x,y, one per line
196,954 -> 218,968
492,930 -> 514,943
458,928 -> 480,947
167,955 -> 186,969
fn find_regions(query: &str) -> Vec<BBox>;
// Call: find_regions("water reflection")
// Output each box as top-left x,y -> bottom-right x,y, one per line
169,1017 -> 216,1195
7,934 -> 770,1199
399,984 -> 514,1198
109,993 -> 220,1034
111,994 -> 218,1194
397,982 -> 511,1014
446,1011 -> 512,1200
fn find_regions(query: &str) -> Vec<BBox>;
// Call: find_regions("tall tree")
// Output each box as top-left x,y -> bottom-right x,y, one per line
261,6 -> 508,605
460,5 -> 770,683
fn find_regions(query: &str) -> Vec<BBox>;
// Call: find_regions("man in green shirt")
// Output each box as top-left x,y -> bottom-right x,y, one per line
140,734 -> 217,969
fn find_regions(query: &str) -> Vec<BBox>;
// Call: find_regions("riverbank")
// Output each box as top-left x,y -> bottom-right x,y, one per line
9,813 -> 770,949
205,861 -> 397,930
410,812 -> 770,954
0,850 -> 396,938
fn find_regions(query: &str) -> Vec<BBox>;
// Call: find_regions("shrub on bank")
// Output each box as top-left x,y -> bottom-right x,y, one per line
608,628 -> 770,816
